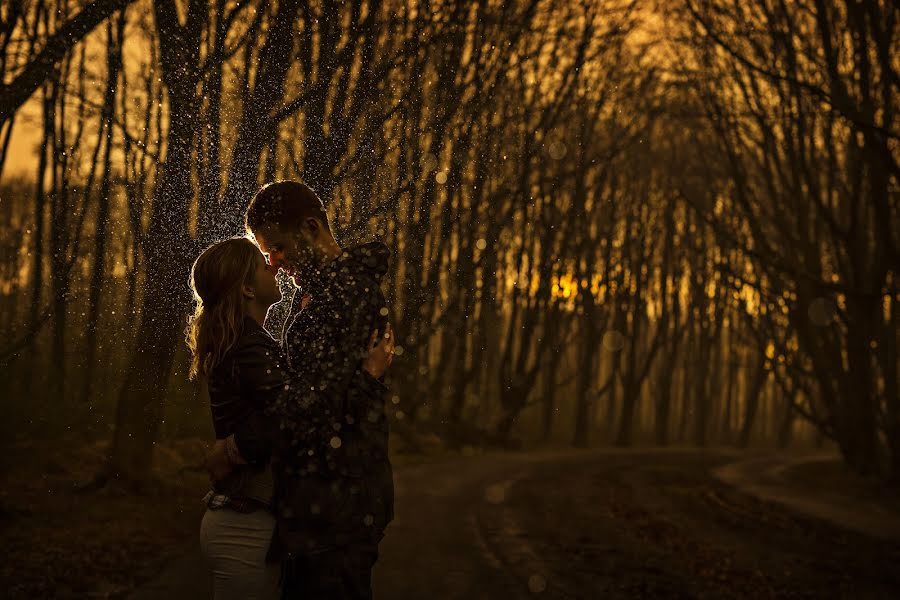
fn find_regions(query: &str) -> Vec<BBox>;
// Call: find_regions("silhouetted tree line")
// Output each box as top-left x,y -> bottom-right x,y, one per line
0,0 -> 896,482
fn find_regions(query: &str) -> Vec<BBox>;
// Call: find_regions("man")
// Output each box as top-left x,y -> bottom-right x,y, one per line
209,180 -> 395,599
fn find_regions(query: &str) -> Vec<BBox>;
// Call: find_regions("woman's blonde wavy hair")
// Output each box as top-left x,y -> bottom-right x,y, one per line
186,236 -> 260,380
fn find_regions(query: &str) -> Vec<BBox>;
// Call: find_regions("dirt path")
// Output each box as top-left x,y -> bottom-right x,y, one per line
129,449 -> 900,599
712,453 -> 900,541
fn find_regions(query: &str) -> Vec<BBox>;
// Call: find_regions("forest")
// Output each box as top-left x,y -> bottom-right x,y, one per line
1,1 -> 898,597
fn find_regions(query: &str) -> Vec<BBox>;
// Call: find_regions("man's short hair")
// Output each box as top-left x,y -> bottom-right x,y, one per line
246,180 -> 331,233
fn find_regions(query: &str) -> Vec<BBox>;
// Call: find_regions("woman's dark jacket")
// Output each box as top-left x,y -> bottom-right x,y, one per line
207,318 -> 284,504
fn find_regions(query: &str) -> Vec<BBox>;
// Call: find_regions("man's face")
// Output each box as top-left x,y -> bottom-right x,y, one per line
253,224 -> 316,285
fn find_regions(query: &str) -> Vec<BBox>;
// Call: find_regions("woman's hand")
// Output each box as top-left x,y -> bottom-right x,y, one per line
363,322 -> 394,380
205,435 -> 245,483
206,438 -> 233,482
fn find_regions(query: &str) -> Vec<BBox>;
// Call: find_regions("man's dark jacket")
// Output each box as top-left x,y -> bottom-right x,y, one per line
236,241 -> 394,557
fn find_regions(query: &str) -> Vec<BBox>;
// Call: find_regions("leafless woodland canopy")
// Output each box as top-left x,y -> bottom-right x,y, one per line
0,0 -> 897,481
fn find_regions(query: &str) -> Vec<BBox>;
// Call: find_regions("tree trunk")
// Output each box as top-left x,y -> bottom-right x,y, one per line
108,91 -> 197,482
776,392 -> 795,450
738,357 -> 768,448
834,297 -> 880,474
655,353 -> 676,446
573,312 -> 600,448
82,13 -> 122,404
541,366 -> 557,442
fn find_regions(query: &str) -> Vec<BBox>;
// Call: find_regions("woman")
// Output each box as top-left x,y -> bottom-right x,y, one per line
186,237 -> 392,600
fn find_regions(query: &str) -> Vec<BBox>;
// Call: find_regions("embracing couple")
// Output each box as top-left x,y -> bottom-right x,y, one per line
186,181 -> 395,599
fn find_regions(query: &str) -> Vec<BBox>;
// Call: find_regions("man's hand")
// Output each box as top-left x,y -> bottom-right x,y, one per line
363,322 -> 394,380
206,438 -> 233,482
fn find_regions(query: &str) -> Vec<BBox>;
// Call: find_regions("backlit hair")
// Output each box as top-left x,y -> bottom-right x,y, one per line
245,180 -> 331,234
186,237 -> 259,380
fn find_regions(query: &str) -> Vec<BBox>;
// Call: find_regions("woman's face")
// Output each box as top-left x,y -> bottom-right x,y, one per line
249,249 -> 282,309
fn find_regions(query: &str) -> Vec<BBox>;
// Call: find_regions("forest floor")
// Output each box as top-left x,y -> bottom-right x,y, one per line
2,435 -> 211,599
5,442 -> 900,599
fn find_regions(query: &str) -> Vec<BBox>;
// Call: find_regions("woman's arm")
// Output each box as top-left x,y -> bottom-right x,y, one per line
207,334 -> 284,480
229,334 -> 288,465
